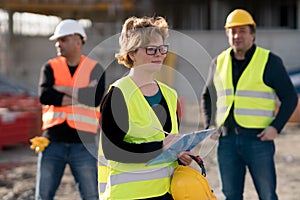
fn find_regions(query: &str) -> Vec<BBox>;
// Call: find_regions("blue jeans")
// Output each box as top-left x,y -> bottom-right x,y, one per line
35,142 -> 98,200
217,131 -> 278,200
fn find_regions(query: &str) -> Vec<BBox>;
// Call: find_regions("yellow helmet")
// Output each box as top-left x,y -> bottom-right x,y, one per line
224,9 -> 256,28
170,155 -> 217,200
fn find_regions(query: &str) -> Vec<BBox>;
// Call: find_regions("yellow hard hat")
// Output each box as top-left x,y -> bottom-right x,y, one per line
170,155 -> 217,200
224,9 -> 256,28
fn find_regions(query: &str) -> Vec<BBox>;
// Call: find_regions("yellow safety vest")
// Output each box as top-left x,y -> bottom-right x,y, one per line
99,76 -> 178,200
98,136 -> 109,198
214,47 -> 276,128
42,55 -> 100,134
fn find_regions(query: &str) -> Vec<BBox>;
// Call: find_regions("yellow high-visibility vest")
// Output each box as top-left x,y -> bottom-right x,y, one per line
42,55 -> 100,134
99,76 -> 178,200
98,135 -> 109,199
214,47 -> 276,128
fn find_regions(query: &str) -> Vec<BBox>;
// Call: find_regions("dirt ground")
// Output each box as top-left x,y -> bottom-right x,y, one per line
0,122 -> 299,200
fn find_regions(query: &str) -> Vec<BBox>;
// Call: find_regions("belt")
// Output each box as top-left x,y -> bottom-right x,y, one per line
219,126 -> 263,138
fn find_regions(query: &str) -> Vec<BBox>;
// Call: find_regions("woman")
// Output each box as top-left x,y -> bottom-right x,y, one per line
98,16 -> 192,200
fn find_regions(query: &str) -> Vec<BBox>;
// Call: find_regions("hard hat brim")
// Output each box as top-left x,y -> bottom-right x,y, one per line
49,33 -> 87,41
224,22 -> 256,29
49,33 -> 71,41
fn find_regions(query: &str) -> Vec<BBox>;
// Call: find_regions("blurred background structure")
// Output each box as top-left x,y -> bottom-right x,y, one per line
0,0 -> 300,141
0,0 -> 299,94
0,2 -> 299,200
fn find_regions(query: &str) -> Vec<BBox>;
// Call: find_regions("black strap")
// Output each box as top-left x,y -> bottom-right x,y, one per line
189,155 -> 206,177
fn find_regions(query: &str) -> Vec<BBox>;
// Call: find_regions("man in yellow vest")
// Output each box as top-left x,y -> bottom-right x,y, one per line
33,19 -> 105,200
201,9 -> 298,200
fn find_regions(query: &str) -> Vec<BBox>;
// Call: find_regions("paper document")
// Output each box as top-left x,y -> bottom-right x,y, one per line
146,129 -> 215,166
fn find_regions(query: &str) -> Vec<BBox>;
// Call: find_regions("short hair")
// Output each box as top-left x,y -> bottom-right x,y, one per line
115,16 -> 169,68
249,25 -> 256,34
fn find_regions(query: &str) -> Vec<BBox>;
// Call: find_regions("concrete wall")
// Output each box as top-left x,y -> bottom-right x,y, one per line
4,29 -> 300,100
172,29 -> 300,103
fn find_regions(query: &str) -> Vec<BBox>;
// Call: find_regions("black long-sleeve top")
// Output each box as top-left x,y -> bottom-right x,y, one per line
100,86 -> 179,163
201,44 -> 298,133
38,59 -> 106,143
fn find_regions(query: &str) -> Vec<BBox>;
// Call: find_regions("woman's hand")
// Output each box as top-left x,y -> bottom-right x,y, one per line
162,133 -> 193,165
178,152 -> 193,166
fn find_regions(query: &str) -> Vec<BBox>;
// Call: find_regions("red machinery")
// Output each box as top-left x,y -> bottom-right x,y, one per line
0,76 -> 41,150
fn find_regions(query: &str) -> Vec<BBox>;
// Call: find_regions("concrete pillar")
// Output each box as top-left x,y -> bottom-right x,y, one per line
209,0 -> 218,30
209,0 -> 231,30
297,0 -> 300,29
0,10 -> 12,75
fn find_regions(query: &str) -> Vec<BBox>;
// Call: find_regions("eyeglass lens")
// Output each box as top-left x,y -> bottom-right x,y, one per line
145,45 -> 168,55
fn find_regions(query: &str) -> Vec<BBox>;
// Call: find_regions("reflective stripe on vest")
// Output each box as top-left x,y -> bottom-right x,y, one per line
217,90 -> 276,117
103,162 -> 176,200
98,155 -> 108,194
98,131 -> 109,197
42,56 -> 100,133
214,47 -> 276,128
110,166 -> 175,187
100,76 -> 178,199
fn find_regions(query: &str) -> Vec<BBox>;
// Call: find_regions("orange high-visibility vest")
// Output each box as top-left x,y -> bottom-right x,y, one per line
42,55 -> 100,134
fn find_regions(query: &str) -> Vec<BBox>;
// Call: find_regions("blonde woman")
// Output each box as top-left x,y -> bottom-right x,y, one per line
98,16 -> 192,200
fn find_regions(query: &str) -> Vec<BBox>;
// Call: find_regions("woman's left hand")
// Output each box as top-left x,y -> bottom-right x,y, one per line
178,152 -> 193,166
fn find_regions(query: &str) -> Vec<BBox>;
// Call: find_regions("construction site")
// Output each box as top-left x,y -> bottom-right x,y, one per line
0,0 -> 300,199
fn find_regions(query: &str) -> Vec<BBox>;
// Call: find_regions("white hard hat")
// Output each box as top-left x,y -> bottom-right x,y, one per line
49,19 -> 87,41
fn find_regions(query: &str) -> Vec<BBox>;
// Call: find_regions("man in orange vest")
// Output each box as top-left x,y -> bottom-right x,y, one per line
32,19 -> 105,200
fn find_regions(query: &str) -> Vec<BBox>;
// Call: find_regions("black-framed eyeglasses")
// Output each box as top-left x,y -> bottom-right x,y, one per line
139,45 -> 169,55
